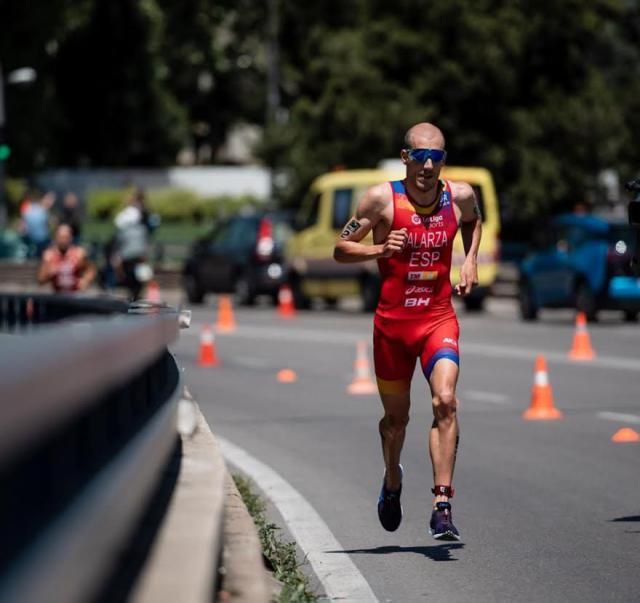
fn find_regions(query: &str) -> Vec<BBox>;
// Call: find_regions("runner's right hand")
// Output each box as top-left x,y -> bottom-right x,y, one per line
381,228 -> 408,257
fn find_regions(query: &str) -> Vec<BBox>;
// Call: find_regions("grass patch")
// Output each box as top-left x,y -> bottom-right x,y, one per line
232,474 -> 318,603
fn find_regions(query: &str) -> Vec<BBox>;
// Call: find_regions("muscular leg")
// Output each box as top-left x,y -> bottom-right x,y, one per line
378,390 -> 410,491
428,358 -> 460,504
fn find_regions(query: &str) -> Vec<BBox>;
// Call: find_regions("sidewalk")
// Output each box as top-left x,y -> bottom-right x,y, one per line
131,401 -> 270,603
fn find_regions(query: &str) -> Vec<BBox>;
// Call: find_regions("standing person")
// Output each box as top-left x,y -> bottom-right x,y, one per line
113,192 -> 152,299
333,122 -> 482,541
21,192 -> 55,258
38,224 -> 96,293
58,192 -> 84,242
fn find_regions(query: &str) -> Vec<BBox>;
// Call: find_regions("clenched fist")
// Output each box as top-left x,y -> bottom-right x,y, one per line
381,228 -> 408,258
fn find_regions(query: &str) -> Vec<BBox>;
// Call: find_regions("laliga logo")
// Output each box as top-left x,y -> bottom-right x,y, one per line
411,214 -> 422,225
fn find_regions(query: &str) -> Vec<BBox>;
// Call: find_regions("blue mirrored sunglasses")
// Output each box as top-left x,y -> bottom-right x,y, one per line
406,148 -> 447,164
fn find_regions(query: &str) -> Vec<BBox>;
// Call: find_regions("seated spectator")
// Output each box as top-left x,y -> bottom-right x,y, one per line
38,224 -> 96,293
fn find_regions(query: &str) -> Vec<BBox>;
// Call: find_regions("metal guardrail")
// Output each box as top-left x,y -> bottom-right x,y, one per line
0,294 -> 181,603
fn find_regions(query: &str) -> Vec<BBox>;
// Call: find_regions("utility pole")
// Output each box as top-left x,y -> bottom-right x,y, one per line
266,0 -> 280,201
0,62 -> 6,228
266,0 -> 281,125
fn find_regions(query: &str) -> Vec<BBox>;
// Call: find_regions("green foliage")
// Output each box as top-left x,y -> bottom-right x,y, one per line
146,189 -> 202,222
87,189 -> 129,221
86,187 -> 261,223
233,475 -> 317,603
4,0 -> 640,221
4,179 -> 29,217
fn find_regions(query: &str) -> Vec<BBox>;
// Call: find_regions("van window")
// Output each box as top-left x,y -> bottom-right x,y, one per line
470,185 -> 486,223
296,193 -> 321,230
332,188 -> 353,229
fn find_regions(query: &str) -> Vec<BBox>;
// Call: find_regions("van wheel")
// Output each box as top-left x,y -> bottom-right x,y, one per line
463,294 -> 485,312
519,280 -> 538,321
575,282 -> 598,322
624,310 -> 638,323
361,276 -> 380,313
323,297 -> 338,309
290,276 -> 311,310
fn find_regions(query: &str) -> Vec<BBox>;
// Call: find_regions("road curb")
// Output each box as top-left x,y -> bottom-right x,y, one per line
218,473 -> 271,603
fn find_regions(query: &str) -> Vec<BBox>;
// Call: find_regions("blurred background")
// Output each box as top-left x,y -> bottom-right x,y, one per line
1,0 -> 639,302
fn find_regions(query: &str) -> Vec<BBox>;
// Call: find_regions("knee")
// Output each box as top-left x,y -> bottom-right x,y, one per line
432,390 -> 457,423
379,413 -> 409,439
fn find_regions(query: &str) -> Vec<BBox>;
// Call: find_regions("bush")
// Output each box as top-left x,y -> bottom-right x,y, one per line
87,188 -> 130,220
4,178 -> 29,217
147,188 -> 202,222
87,187 -> 262,223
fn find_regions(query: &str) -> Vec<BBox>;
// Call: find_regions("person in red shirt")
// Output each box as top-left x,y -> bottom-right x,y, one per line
38,224 -> 96,293
334,122 -> 482,541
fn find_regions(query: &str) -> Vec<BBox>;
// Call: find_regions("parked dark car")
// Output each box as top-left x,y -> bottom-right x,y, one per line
518,214 -> 640,322
183,211 -> 293,305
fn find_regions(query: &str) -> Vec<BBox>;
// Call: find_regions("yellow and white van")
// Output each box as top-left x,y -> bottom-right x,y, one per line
285,166 -> 501,311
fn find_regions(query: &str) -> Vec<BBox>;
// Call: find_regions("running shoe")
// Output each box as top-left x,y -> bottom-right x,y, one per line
429,501 -> 461,541
377,465 -> 403,531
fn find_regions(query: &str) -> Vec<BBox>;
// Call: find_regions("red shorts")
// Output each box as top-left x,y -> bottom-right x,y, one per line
373,312 -> 460,395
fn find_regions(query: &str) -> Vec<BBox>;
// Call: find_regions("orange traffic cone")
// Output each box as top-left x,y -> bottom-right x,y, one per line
147,280 -> 161,303
611,427 -> 640,443
277,284 -> 296,318
347,341 -> 378,395
277,369 -> 297,383
198,325 -> 220,367
523,355 -> 563,420
568,312 -> 595,361
216,295 -> 237,333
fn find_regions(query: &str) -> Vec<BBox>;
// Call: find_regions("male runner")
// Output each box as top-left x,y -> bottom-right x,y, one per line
333,122 -> 481,540
38,224 -> 96,293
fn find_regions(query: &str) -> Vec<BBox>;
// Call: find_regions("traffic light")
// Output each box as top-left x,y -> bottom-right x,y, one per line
0,143 -> 10,161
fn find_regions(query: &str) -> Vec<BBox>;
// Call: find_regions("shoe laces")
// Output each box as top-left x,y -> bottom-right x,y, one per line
384,490 -> 399,502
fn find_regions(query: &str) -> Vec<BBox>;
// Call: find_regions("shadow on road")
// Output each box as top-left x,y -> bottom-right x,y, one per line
610,515 -> 640,532
327,543 -> 465,562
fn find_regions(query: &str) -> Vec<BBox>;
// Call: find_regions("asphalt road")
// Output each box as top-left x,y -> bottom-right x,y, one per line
171,297 -> 640,603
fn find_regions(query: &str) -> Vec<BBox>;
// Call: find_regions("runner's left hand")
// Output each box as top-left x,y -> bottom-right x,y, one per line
455,260 -> 478,296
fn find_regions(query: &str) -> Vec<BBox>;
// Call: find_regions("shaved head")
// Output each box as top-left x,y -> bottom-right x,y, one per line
404,122 -> 445,150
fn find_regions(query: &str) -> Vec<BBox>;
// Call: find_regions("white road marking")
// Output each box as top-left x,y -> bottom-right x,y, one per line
230,356 -> 269,369
218,437 -> 379,602
463,390 -> 509,404
597,412 -> 640,425
197,325 -> 640,372
463,342 -> 640,372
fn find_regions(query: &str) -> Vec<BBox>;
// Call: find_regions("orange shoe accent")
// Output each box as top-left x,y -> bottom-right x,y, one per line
347,341 -> 378,395
147,280 -> 161,303
198,325 -> 220,367
568,312 -> 595,361
611,427 -> 640,443
216,295 -> 237,333
277,369 -> 297,383
523,355 -> 563,420
277,284 -> 296,318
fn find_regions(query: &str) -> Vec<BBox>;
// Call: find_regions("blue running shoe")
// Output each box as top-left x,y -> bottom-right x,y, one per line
377,465 -> 403,531
429,501 -> 461,541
